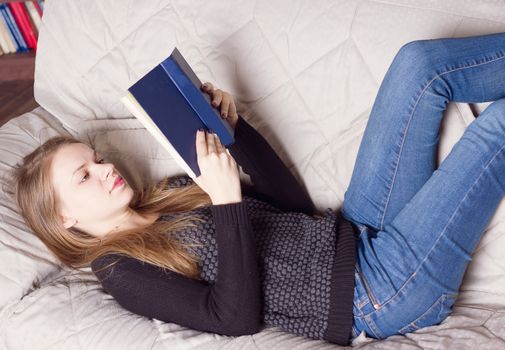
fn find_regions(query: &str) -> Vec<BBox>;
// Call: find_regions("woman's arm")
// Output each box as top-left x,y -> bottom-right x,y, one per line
229,114 -> 317,216
91,201 -> 262,336
200,82 -> 316,216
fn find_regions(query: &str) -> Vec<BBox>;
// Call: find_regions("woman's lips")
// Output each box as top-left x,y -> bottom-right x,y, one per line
112,176 -> 124,191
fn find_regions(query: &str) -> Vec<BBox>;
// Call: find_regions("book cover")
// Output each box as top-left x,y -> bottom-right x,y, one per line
120,47 -> 235,180
24,1 -> 41,34
0,12 -> 13,54
0,5 -> 17,52
0,4 -> 27,52
8,2 -> 37,51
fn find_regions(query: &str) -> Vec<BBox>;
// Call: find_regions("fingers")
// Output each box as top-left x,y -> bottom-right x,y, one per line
196,130 -> 208,157
200,81 -> 237,126
196,130 -> 211,157
196,129 -> 226,158
211,89 -> 223,108
201,82 -> 218,105
213,133 -> 225,153
220,95 -> 230,118
206,130 -> 217,154
201,82 -> 214,91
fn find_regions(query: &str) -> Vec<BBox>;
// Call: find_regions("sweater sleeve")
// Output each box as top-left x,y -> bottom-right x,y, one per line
228,114 -> 316,216
91,201 -> 262,337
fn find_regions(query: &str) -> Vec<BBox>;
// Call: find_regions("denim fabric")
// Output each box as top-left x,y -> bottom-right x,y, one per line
342,32 -> 505,341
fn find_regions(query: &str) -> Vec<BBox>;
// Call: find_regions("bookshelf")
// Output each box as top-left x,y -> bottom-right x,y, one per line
0,0 -> 43,126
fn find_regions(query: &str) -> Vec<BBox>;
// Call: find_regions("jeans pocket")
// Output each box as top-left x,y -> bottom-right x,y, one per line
398,292 -> 458,335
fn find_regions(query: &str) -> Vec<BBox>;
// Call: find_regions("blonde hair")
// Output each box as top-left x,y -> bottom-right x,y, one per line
9,135 -> 213,281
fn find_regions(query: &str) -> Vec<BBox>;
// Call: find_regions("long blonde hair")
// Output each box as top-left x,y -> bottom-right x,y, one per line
9,135 -> 213,281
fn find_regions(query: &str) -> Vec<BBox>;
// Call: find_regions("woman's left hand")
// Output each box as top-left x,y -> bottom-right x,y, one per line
200,82 -> 239,131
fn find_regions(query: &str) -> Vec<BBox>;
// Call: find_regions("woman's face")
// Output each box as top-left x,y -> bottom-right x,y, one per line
50,142 -> 133,232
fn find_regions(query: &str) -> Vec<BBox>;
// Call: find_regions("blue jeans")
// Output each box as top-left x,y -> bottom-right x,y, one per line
342,32 -> 505,341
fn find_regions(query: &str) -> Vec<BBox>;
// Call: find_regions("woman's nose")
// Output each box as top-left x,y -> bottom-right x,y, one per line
99,162 -> 115,181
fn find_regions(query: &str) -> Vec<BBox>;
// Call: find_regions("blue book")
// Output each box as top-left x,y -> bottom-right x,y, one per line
0,4 -> 28,52
0,7 -> 16,53
120,47 -> 235,179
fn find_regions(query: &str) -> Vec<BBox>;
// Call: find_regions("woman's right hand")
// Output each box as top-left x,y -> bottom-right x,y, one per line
193,129 -> 242,205
201,82 -> 239,131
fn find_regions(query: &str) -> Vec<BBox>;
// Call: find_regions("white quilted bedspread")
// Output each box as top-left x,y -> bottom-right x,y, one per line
1,0 -> 505,349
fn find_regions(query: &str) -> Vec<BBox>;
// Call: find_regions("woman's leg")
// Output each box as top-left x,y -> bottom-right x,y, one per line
348,32 -> 505,339
358,96 -> 505,339
342,32 -> 505,233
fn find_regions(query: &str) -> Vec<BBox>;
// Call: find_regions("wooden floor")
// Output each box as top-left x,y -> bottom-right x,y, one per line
0,80 -> 38,127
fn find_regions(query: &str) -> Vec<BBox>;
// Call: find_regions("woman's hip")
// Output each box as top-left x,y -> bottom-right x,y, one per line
350,223 -> 459,341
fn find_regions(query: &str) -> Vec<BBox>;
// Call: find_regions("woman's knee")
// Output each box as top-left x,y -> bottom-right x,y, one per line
392,39 -> 436,71
467,98 -> 505,140
476,98 -> 505,124
482,97 -> 505,116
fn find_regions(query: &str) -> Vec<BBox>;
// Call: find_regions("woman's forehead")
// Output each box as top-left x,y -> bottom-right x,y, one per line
51,143 -> 94,183
59,143 -> 93,156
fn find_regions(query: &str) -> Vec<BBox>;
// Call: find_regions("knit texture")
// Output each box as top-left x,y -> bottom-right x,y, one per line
92,111 -> 357,346
165,175 -> 357,345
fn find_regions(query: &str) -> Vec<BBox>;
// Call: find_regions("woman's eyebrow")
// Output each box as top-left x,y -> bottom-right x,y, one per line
71,150 -> 97,181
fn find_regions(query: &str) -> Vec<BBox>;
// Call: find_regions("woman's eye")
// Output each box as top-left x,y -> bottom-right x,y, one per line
79,159 -> 105,183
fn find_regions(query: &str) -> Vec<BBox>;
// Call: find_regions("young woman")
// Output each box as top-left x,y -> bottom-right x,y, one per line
11,31 -> 505,346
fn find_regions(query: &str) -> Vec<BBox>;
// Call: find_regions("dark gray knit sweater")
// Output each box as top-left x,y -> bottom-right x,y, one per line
92,115 -> 357,346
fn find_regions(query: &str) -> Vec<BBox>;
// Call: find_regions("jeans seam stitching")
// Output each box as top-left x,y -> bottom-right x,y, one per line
364,313 -> 384,339
354,325 -> 358,338
399,293 -> 450,334
355,267 -> 367,310
400,295 -> 440,333
357,298 -> 366,309
379,139 -> 505,310
379,52 -> 505,231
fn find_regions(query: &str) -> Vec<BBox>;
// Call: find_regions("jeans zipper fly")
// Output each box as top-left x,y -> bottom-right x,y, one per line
356,263 -> 380,310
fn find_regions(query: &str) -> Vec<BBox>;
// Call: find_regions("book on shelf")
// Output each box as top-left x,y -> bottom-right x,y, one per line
120,47 -> 236,180
0,0 -> 44,56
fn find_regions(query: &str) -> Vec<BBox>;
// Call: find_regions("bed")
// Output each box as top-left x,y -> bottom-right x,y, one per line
1,0 -> 505,349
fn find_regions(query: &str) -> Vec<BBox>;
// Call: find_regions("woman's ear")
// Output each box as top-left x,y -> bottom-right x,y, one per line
60,214 -> 77,229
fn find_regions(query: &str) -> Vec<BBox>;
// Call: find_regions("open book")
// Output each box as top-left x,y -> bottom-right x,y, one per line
120,47 -> 235,179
